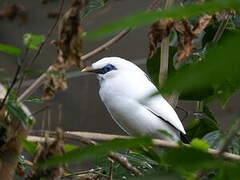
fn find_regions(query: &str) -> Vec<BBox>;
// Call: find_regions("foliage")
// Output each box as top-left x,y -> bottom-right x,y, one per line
5,102 -> 33,126
23,33 -> 45,50
1,0 -> 240,179
87,0 -> 240,38
0,43 -> 21,56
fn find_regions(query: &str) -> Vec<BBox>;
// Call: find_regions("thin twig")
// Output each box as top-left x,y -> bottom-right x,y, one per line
108,158 -> 114,180
25,0 -> 65,69
27,131 -> 240,162
17,0 -> 64,94
0,65 -> 21,110
212,15 -> 232,43
81,29 -> 131,61
109,152 -> 142,176
0,49 -> 28,110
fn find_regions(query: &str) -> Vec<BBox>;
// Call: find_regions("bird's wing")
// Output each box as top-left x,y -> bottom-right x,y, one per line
140,94 -> 186,134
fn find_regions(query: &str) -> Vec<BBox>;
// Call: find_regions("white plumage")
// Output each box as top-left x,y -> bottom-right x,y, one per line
83,57 -> 187,142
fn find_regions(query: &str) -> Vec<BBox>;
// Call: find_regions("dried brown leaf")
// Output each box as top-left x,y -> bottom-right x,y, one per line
26,128 -> 65,180
192,14 -> 212,35
148,19 -> 173,58
174,20 -> 195,63
0,83 -> 33,179
42,0 -> 84,100
0,3 -> 27,24
174,14 -> 212,63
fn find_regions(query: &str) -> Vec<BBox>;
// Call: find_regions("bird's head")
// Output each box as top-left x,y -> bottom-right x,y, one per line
81,57 -> 143,80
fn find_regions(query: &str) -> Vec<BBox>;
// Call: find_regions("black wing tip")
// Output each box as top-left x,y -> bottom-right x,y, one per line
180,132 -> 191,144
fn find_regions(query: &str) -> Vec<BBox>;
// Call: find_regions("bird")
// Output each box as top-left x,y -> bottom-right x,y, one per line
82,57 -> 189,143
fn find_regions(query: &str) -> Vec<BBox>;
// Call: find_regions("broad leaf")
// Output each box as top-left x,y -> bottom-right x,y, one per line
162,147 -> 218,170
0,43 -> 21,56
190,138 -> 209,152
23,33 -> 45,50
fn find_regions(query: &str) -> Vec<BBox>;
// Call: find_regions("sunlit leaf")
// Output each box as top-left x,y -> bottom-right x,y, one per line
0,43 -> 21,56
23,33 -> 45,50
64,144 -> 78,153
25,97 -> 43,103
190,138 -> 208,152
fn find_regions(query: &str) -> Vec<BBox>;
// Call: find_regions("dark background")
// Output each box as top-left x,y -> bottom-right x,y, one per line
0,0 -> 239,137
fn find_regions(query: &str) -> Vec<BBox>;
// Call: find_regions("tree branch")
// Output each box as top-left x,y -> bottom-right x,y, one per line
28,131 -> 240,162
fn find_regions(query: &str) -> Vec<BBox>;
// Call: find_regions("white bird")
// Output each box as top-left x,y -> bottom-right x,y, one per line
82,57 -> 189,142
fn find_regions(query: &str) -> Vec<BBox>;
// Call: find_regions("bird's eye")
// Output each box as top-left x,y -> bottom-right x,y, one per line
105,66 -> 111,71
94,64 -> 117,74
103,64 -> 117,73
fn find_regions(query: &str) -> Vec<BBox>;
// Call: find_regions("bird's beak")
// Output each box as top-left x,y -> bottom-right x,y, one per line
81,66 -> 94,72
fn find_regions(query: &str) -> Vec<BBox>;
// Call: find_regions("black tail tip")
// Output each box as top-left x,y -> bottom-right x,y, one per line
180,132 -> 191,144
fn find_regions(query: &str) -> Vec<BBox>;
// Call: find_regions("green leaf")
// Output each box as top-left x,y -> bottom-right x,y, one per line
162,147 -> 217,170
82,0 -> 110,17
5,102 -> 33,126
37,136 -> 152,169
190,138 -> 208,152
20,138 -> 37,154
203,130 -> 240,155
215,162 -> 240,180
25,97 -> 43,103
0,43 -> 21,56
64,144 -> 78,153
146,47 -> 177,87
186,118 -> 218,139
87,0 -> 240,38
23,33 -> 45,50
160,32 -> 240,99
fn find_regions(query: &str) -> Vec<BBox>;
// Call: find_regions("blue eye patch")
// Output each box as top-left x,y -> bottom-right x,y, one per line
94,64 -> 117,74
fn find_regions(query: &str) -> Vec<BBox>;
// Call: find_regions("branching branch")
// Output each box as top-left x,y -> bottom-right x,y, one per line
29,131 -> 142,176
